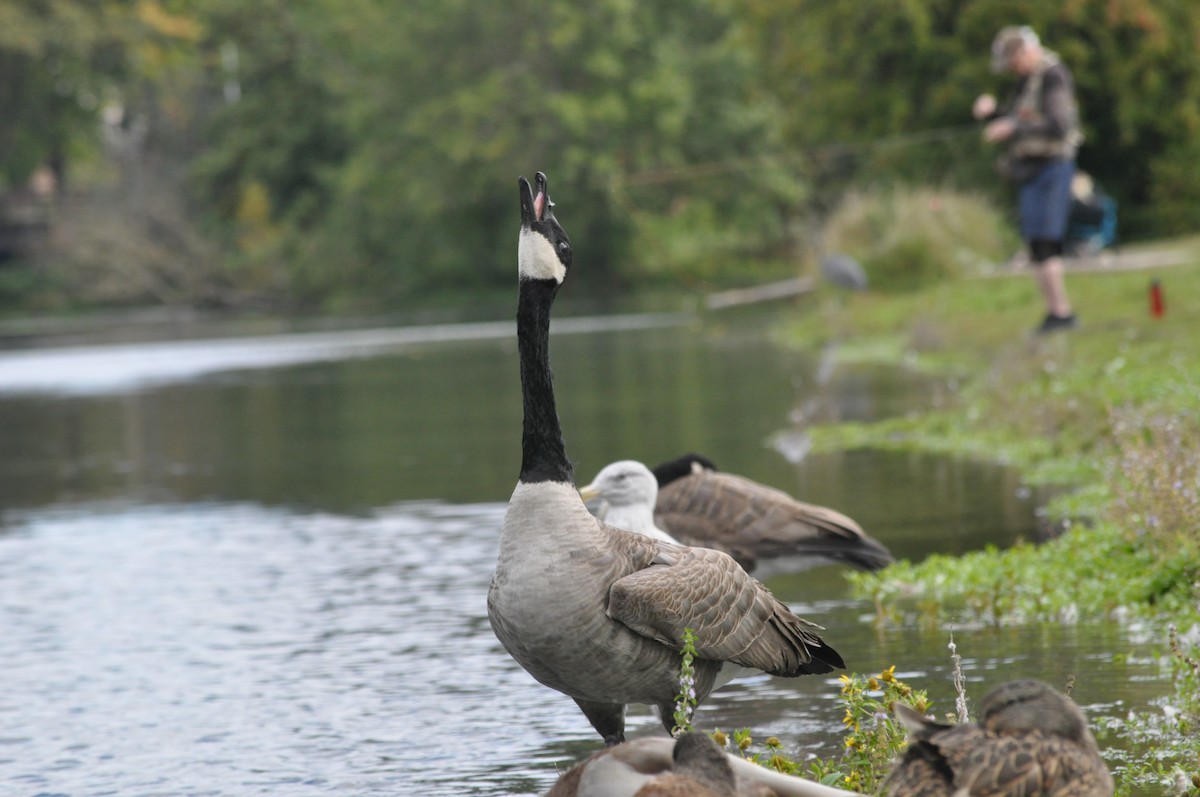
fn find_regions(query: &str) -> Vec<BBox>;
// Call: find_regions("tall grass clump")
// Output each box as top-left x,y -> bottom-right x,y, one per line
821,186 -> 1016,292
1108,409 -> 1200,562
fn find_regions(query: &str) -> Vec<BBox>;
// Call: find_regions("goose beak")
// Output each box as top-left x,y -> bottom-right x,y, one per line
518,175 -> 536,226
533,171 -> 549,221
578,483 -> 601,502
518,172 -> 551,226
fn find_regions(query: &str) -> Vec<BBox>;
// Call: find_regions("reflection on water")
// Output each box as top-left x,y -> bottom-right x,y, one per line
0,318 -> 1168,796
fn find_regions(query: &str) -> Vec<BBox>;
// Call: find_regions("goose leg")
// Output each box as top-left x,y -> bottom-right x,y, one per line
573,698 -> 626,745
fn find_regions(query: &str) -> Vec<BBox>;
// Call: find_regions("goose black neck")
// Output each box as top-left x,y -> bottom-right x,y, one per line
652,453 -> 718,486
517,277 -> 573,484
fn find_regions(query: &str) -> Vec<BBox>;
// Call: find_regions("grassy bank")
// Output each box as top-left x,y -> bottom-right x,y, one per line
773,239 -> 1200,792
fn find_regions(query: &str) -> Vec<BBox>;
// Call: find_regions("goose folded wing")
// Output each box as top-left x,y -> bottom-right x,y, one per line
605,544 -> 843,675
657,471 -> 890,570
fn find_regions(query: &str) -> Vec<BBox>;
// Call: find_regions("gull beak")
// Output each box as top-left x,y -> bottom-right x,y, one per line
578,483 -> 601,502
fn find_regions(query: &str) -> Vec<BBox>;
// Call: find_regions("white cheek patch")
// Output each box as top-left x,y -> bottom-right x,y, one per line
518,228 -> 566,283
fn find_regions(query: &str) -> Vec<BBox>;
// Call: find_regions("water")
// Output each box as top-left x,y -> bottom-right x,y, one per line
0,314 -> 1166,795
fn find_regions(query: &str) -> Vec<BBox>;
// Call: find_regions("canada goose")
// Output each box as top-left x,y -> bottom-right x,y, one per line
487,172 -> 844,746
885,679 -> 1113,797
544,733 -> 859,797
639,454 -> 894,577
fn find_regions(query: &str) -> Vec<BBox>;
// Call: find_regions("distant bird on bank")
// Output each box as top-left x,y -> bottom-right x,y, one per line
885,679 -> 1114,797
820,253 -> 869,291
487,172 -> 843,746
580,454 -> 892,578
544,732 -> 857,797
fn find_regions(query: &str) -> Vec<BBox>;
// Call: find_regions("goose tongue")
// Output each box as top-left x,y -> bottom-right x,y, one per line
533,190 -> 546,221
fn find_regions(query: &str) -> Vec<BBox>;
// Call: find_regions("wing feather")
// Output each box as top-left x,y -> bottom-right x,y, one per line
605,540 -> 842,675
655,469 -> 891,571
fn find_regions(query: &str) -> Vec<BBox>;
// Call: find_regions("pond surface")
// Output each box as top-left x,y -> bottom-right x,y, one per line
0,312 -> 1165,796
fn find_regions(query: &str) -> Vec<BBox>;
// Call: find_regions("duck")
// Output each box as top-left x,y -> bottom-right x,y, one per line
885,679 -> 1114,797
544,732 -> 858,797
580,454 -> 892,577
487,172 -> 844,746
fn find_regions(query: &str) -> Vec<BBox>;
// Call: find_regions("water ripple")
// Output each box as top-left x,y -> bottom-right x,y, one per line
0,501 -> 593,796
0,500 -> 1168,796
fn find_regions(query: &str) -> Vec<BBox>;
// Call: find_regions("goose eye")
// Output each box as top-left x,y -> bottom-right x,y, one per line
558,241 -> 570,252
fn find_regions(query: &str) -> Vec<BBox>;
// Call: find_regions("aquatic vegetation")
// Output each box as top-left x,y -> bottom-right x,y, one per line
845,407 -> 1200,626
1098,625 -> 1200,795
845,520 -> 1195,626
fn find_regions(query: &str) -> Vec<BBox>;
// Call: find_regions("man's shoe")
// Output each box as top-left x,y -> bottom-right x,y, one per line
1035,313 -> 1079,335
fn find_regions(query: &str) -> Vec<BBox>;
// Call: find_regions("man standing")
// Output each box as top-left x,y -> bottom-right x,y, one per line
973,26 -> 1083,334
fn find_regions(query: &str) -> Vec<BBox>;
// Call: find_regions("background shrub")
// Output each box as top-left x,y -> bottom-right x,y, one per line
820,186 -> 1017,293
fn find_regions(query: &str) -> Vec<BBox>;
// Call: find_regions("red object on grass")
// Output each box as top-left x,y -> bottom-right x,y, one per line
1149,279 -> 1165,318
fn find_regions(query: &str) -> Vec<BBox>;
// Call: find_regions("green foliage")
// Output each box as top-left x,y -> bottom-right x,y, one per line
0,0 -> 202,187
737,0 -> 1200,240
798,245 -> 1200,492
0,2 -> 115,186
807,667 -> 933,794
821,186 -> 1016,292
285,0 -> 801,304
711,667 -> 933,793
185,0 -> 351,301
1109,410 -> 1200,562
724,728 -> 803,777
672,627 -> 699,736
1099,625 -> 1200,795
191,1 -> 349,228
846,521 -> 1192,626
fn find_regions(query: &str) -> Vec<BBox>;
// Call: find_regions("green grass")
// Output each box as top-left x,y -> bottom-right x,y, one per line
821,186 -> 1018,292
774,237 -> 1200,795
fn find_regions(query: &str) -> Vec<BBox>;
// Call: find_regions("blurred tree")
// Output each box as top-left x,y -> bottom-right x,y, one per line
188,0 -> 351,297
276,0 -> 803,304
737,0 -> 1200,238
7,0 -> 1200,310
0,1 -> 126,189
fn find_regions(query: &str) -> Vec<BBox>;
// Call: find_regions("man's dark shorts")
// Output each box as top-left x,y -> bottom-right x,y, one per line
1018,158 -> 1074,244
